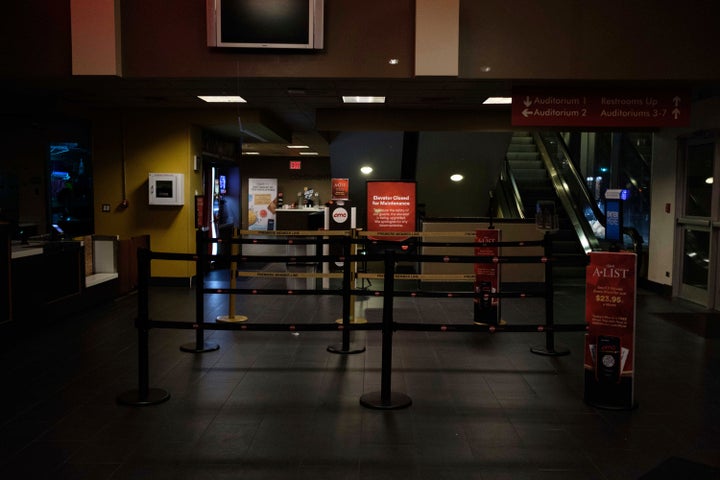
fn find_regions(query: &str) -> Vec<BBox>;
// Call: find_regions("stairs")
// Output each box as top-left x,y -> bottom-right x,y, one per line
506,132 -> 587,284
506,132 -> 553,218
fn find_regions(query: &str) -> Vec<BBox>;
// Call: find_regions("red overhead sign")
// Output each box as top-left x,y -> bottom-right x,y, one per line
512,88 -> 690,127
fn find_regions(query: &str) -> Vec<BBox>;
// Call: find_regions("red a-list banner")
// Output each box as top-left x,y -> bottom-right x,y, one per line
475,229 -> 500,307
584,252 -> 637,377
366,181 -> 416,241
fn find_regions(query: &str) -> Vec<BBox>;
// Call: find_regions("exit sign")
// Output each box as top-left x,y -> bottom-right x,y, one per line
289,160 -> 302,170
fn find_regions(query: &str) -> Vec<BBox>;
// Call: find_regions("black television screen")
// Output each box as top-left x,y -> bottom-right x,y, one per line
207,0 -> 324,49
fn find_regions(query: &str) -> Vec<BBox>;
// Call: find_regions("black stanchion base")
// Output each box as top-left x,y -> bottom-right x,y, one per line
585,399 -> 639,411
360,391 -> 412,410
530,345 -> 571,356
327,343 -> 366,354
117,388 -> 171,406
180,342 -> 220,353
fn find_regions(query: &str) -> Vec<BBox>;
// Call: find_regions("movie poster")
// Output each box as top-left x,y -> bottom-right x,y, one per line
331,178 -> 350,201
247,178 -> 277,231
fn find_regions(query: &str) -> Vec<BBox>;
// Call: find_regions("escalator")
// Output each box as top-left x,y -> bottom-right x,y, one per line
496,132 -> 645,283
509,132 -> 594,282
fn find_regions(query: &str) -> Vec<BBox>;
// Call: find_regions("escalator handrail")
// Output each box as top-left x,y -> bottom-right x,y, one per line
543,132 -> 607,225
533,132 -> 599,253
539,132 -> 645,257
502,160 -> 526,219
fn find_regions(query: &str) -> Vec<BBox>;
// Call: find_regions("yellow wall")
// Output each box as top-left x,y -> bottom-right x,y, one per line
92,109 -> 232,279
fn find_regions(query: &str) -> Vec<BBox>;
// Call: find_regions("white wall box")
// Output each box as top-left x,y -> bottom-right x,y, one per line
148,173 -> 184,206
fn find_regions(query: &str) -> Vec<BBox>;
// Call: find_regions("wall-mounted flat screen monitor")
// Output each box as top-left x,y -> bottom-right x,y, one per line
207,0 -> 324,49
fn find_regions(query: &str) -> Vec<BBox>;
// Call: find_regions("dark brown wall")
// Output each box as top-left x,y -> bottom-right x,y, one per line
459,0 -> 720,80
5,0 -> 720,81
120,0 -> 416,78
1,1 -> 71,77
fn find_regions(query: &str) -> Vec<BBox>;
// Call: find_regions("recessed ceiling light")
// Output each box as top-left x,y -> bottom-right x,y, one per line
299,151 -> 318,156
706,177 -> 714,184
483,97 -> 512,105
388,58 -> 399,65
342,96 -> 386,104
197,95 -> 247,103
287,145 -> 309,149
450,174 -> 464,182
360,166 -> 373,174
242,151 -> 260,155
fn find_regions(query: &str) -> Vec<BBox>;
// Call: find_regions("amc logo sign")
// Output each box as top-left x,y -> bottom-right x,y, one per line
332,207 -> 349,224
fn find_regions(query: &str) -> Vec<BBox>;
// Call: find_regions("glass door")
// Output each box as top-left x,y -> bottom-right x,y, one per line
676,139 -> 719,308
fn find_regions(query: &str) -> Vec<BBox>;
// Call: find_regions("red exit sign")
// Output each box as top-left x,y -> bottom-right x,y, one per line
512,88 -> 690,127
289,160 -> 302,170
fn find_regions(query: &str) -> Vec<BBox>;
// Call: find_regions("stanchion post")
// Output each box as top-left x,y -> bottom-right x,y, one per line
217,228 -> 248,323
328,233 -> 365,354
360,249 -> 412,409
531,233 -> 570,356
117,247 -> 170,406
180,229 -> 220,353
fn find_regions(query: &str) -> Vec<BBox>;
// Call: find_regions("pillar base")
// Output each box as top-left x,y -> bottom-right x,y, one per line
117,388 -> 170,406
180,342 -> 220,353
335,317 -> 368,324
327,343 -> 366,354
217,315 -> 248,323
530,344 -> 570,356
360,391 -> 412,410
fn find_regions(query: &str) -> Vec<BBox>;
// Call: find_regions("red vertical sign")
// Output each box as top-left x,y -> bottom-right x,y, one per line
195,196 -> 206,229
584,251 -> 637,409
474,229 -> 500,325
331,178 -> 349,200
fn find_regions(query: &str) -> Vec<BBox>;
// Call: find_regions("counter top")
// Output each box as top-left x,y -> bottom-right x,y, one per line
10,240 -> 83,260
277,207 -> 326,213
11,242 -> 44,259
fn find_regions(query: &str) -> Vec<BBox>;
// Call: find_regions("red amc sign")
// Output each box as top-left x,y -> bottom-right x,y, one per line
512,88 -> 690,127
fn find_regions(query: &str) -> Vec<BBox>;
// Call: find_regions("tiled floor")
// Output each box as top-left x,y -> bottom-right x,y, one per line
1,271 -> 719,479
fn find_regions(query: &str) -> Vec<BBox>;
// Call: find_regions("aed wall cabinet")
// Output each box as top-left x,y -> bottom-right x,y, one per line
148,173 -> 184,206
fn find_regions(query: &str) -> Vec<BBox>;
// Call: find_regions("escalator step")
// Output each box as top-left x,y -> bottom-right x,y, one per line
506,151 -> 539,161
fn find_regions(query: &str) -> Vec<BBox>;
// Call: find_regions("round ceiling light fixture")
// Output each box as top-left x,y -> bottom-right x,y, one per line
360,166 -> 373,175
450,174 -> 464,182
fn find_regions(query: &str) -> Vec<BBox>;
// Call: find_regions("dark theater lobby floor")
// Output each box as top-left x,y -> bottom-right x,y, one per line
1,273 -> 719,480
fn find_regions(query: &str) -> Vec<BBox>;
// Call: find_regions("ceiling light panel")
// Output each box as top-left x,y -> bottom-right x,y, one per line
342,96 -> 386,104
483,97 -> 512,104
198,95 -> 247,103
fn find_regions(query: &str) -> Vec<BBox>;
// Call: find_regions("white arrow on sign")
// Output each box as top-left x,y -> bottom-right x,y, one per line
672,108 -> 680,119
522,108 -> 533,117
673,96 -> 681,106
523,96 -> 532,107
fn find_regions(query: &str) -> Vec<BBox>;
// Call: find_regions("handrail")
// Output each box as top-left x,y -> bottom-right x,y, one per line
495,160 -> 525,219
505,160 -> 526,218
533,132 -> 600,253
535,132 -> 645,259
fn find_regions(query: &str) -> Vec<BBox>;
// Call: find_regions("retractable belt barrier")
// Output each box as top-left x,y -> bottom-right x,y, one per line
117,228 -> 589,408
